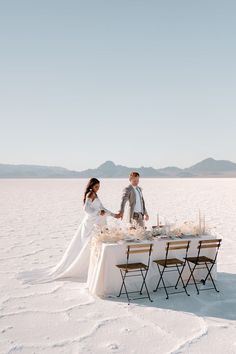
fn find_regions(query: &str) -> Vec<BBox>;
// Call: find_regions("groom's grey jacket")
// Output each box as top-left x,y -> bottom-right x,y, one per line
119,184 -> 148,222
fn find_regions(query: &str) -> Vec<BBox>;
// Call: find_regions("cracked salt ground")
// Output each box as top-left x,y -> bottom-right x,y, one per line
0,178 -> 236,354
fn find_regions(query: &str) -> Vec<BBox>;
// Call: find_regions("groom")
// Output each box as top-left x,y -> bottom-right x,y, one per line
118,171 -> 149,227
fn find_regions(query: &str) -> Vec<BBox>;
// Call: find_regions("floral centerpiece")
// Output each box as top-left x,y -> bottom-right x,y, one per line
171,221 -> 204,236
91,222 -> 153,256
171,211 -> 211,237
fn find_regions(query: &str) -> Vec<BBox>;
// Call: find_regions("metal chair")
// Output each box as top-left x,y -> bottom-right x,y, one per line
184,238 -> 222,294
116,243 -> 153,304
153,240 -> 191,299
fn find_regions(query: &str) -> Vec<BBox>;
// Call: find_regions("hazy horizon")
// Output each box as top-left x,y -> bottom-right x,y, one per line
1,156 -> 236,173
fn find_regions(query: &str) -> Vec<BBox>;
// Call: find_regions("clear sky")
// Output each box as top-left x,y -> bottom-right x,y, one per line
1,0 -> 236,170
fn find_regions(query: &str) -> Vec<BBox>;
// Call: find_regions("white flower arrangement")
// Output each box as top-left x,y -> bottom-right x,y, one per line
171,221 -> 203,236
91,211 -> 212,257
91,223 -> 153,257
171,212 -> 210,237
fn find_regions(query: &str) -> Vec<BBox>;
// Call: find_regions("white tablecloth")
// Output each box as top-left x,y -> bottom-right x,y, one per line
87,235 -> 217,297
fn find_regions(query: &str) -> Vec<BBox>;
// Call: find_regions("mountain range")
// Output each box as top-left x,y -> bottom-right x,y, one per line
1,158 -> 236,178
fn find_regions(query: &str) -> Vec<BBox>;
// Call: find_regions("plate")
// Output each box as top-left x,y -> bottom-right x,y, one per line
125,239 -> 141,243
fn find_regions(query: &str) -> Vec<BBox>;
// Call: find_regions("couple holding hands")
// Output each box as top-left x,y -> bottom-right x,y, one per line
19,172 -> 149,284
85,171 -> 149,228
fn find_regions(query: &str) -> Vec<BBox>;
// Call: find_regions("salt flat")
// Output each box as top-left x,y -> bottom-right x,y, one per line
0,178 -> 236,354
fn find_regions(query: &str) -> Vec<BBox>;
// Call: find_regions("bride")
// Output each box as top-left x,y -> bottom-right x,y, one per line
17,178 -> 119,284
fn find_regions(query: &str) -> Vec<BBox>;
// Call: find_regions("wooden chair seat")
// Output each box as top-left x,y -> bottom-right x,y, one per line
153,258 -> 184,267
185,256 -> 214,265
116,262 -> 148,271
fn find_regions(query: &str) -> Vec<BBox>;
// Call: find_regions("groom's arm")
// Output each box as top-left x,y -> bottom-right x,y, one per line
143,198 -> 148,216
119,186 -> 130,215
140,187 -> 149,219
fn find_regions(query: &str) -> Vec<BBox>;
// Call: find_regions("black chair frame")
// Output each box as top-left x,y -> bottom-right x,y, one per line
184,239 -> 222,294
116,243 -> 153,304
153,241 -> 191,299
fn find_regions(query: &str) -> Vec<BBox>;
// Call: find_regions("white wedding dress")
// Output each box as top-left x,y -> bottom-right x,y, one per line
17,196 -> 115,284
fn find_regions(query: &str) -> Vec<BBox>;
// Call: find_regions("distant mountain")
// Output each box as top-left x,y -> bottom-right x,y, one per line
0,164 -> 79,178
76,161 -> 165,178
1,158 -> 236,178
185,158 -> 236,176
157,166 -> 183,177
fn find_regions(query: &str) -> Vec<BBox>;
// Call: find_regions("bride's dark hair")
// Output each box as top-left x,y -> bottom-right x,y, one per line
83,178 -> 100,204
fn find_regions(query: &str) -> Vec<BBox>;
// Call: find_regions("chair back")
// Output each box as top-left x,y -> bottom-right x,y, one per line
126,243 -> 153,268
197,238 -> 222,263
165,240 -> 191,266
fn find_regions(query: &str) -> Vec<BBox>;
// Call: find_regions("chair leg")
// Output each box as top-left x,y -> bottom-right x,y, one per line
175,262 -> 186,289
205,262 -> 219,292
154,264 -> 169,299
117,270 -> 130,304
122,277 -> 131,304
140,269 -> 153,302
153,264 -> 164,292
153,271 -> 162,293
200,262 -> 212,285
202,262 -> 214,283
176,264 -> 190,296
117,269 -> 125,297
185,261 -> 199,295
140,268 -> 148,295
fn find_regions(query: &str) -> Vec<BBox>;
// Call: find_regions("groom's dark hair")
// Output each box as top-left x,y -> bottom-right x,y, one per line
129,171 -> 140,178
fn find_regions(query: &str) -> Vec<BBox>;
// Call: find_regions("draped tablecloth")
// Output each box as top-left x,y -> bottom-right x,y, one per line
87,234 -> 217,297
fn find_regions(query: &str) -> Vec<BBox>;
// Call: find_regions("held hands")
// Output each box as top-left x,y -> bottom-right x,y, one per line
113,212 -> 148,221
100,210 -> 123,218
112,212 -> 148,221
100,210 -> 123,219
114,212 -> 123,219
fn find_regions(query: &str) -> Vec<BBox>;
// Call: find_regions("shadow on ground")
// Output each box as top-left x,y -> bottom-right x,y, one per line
106,272 -> 236,321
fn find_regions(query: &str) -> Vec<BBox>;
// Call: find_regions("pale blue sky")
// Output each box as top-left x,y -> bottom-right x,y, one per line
0,0 -> 236,170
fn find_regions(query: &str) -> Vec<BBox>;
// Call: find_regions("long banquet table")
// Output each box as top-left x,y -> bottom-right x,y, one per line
87,234 -> 217,297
